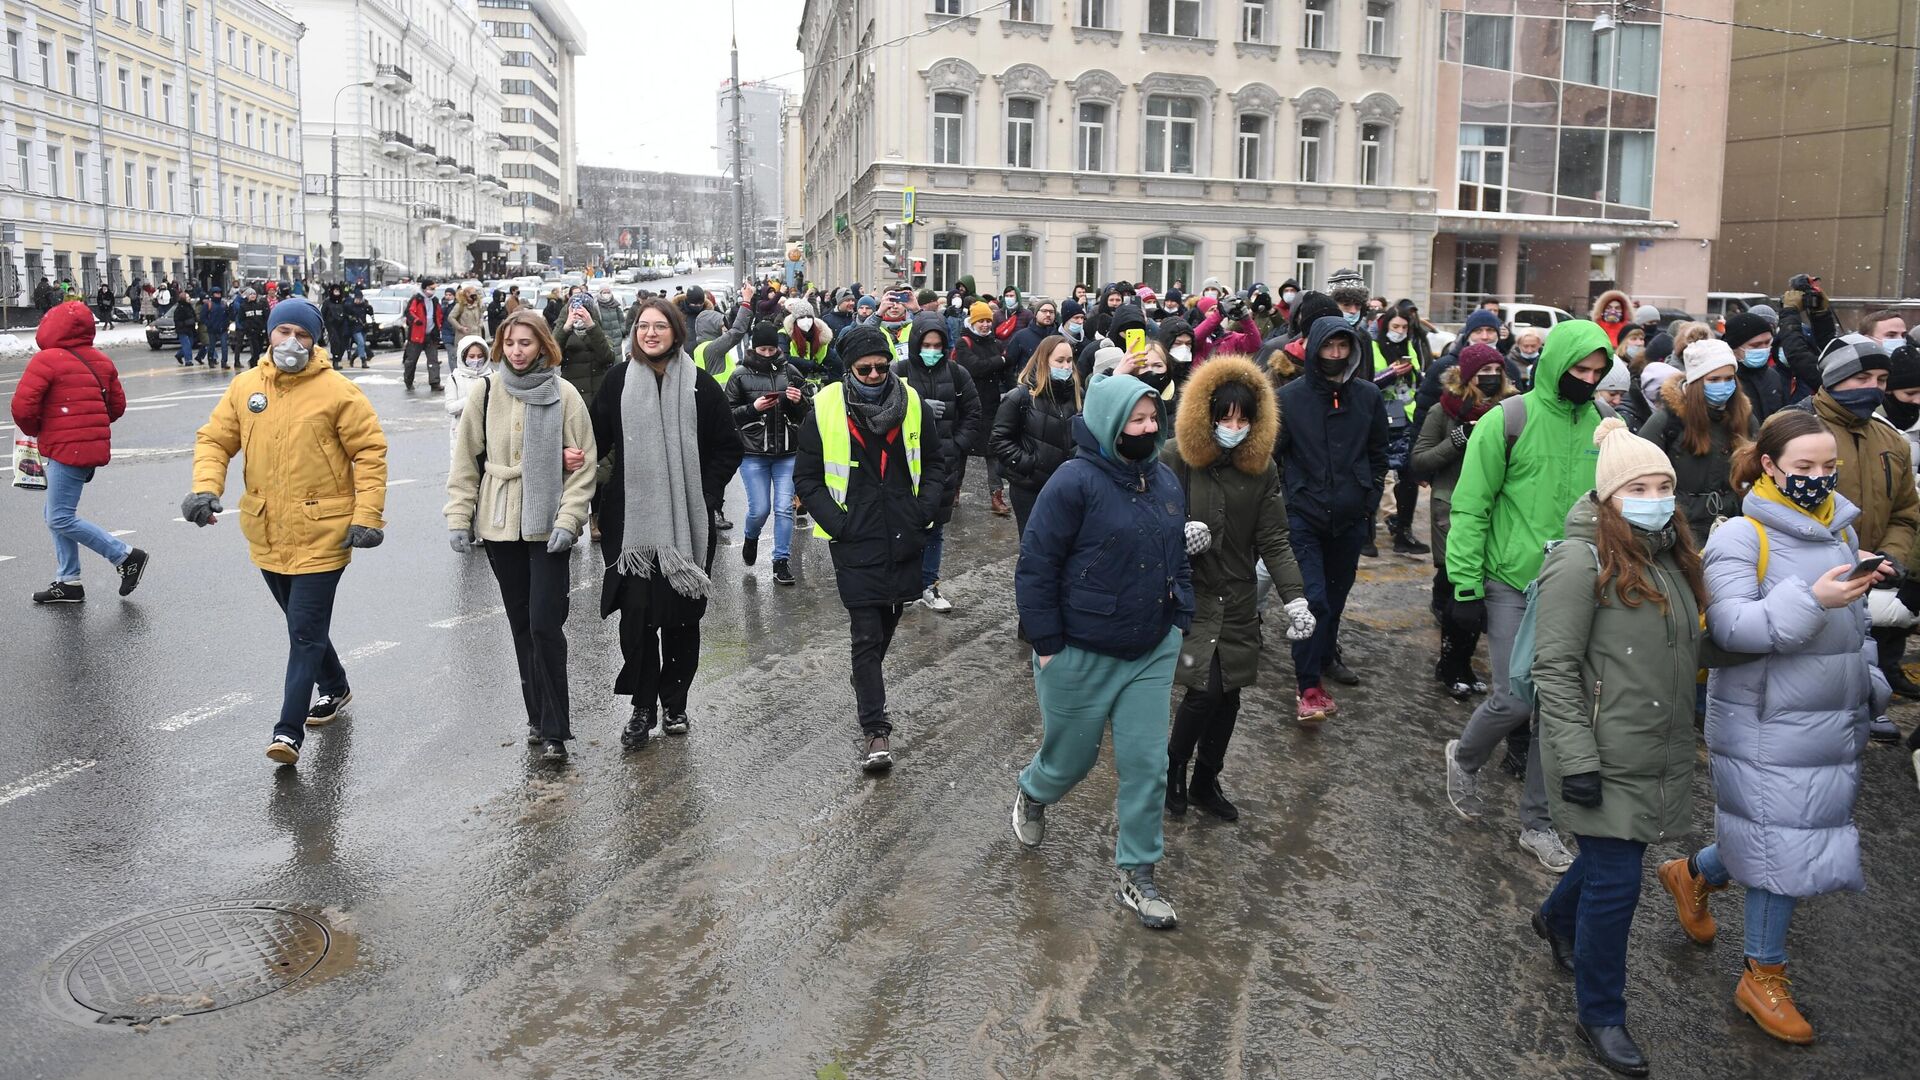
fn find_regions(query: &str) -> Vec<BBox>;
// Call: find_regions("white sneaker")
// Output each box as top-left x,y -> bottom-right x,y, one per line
1519,828 -> 1574,873
1012,785 -> 1045,848
920,582 -> 953,612
1444,739 -> 1485,819
1116,866 -> 1178,929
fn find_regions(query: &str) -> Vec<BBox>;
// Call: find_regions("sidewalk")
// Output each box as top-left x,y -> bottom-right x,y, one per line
0,324 -> 153,360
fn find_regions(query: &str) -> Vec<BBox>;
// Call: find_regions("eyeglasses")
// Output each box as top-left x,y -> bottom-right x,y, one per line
851,363 -> 888,376
633,322 -> 672,333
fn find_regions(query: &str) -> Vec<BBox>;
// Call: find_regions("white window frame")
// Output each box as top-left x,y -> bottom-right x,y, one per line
932,91 -> 967,165
123,161 -> 136,205
140,75 -> 153,117
1144,94 -> 1199,175
1297,118 -> 1327,182
931,231 -> 965,292
1148,0 -> 1203,37
1006,0 -> 1039,21
1293,244 -> 1319,291
37,40 -> 53,89
1365,2 -> 1392,55
1078,0 -> 1111,28
1074,236 -> 1105,287
1357,247 -> 1383,295
931,0 -> 963,15
1005,96 -> 1038,169
1241,0 -> 1270,44
1076,101 -> 1109,172
1457,124 -> 1507,212
46,145 -> 62,198
1234,241 -> 1263,291
1236,113 -> 1268,180
1359,123 -> 1386,186
1303,0 -> 1328,50
1142,235 -> 1197,295
1002,234 -> 1036,294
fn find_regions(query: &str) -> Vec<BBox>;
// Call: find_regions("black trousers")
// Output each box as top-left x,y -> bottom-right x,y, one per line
1388,468 -> 1419,534
849,604 -> 905,737
486,540 -> 572,740
1008,483 -> 1040,538
618,620 -> 701,717
1169,653 -> 1241,780
403,339 -> 441,389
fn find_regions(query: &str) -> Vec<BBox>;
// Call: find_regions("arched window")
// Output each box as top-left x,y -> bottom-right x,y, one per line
1142,236 -> 1196,294
1230,83 -> 1281,181
1068,69 -> 1124,172
923,58 -> 980,165
1355,93 -> 1402,186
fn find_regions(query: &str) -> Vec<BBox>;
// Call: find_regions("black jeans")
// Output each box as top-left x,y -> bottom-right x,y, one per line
403,339 -> 441,388
618,621 -> 700,717
1008,483 -> 1040,538
261,568 -> 347,745
1170,653 -> 1241,780
849,604 -> 905,737
486,540 -> 573,740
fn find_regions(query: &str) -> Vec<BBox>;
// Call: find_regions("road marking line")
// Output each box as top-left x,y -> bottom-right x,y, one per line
0,759 -> 98,806
109,530 -> 136,537
122,403 -> 182,412
0,555 -> 14,564
342,640 -> 401,662
387,478 -> 418,487
154,692 -> 255,732
428,607 -> 505,629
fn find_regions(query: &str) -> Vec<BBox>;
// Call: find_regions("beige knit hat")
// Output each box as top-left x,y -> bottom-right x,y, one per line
1592,416 -> 1675,500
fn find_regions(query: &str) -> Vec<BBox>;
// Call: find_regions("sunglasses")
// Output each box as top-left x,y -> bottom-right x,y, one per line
851,363 -> 888,376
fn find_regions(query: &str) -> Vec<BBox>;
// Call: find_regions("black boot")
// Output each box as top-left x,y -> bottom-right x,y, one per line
1188,768 -> 1239,821
1874,628 -> 1920,699
621,705 -> 656,750
1576,1022 -> 1649,1077
1165,760 -> 1188,815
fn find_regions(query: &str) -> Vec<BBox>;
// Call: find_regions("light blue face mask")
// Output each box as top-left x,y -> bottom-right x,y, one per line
1048,366 -> 1073,382
1702,380 -> 1737,407
1215,423 -> 1250,449
1343,311 -> 1362,326
1618,494 -> 1675,531
919,348 -> 943,366
1741,347 -> 1771,368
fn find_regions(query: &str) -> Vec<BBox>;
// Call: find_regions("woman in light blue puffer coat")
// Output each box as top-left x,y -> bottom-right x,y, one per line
1654,409 -> 1890,1046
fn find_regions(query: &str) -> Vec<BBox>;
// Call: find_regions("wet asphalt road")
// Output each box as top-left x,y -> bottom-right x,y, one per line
2,338 -> 1918,1080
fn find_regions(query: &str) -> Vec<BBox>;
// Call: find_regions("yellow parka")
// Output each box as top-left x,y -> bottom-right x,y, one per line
192,345 -> 388,574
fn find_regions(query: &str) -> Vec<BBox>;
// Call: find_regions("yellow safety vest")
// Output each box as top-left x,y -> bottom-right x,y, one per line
1371,341 -> 1418,421
811,382 -> 923,540
694,339 -> 737,386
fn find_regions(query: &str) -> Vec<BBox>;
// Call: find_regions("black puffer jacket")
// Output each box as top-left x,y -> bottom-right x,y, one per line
1275,317 -> 1391,531
990,380 -> 1080,493
952,326 -> 1006,455
894,315 -> 981,519
726,355 -> 813,456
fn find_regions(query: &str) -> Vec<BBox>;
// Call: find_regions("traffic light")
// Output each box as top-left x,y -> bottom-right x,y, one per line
880,222 -> 905,277
911,258 -> 927,288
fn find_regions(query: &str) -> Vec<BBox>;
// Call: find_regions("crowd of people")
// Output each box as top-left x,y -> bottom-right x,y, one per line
11,262 -> 1920,1076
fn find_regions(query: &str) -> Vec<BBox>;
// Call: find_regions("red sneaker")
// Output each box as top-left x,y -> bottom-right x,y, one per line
1297,686 -> 1336,726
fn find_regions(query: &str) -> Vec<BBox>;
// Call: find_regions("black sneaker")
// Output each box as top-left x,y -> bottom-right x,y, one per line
1326,655 -> 1360,685
1360,539 -> 1379,558
116,548 -> 150,596
266,734 -> 300,765
32,581 -> 84,604
772,558 -> 795,586
742,537 -> 759,566
1392,532 -> 1431,556
540,740 -> 568,762
306,690 -> 352,727
662,713 -> 690,736
621,705 -> 656,750
526,724 -> 542,744
1190,774 -> 1240,821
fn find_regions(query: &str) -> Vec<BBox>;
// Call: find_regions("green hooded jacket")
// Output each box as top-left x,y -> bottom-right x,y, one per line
1446,319 -> 1614,600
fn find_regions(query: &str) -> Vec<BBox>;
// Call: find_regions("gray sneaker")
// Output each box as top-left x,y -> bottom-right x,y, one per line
1116,865 -> 1178,929
1519,827 -> 1575,873
1869,715 -> 1900,744
1445,738 -> 1485,819
1012,785 -> 1045,847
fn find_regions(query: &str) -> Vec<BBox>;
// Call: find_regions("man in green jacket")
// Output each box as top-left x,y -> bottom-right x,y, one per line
1441,319 -> 1614,873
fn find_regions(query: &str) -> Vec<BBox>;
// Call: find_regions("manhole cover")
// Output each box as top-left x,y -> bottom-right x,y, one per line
47,901 -> 331,1026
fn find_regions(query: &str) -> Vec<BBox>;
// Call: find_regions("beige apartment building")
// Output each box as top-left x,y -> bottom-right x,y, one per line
2,0 -> 305,304
799,0 -> 1443,302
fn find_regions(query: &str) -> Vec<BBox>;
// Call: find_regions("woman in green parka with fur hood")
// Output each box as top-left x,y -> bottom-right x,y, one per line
1161,355 -> 1316,821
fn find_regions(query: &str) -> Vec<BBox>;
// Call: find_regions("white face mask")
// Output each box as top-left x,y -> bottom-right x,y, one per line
1387,330 -> 1407,344
796,317 -> 813,334
270,338 -> 311,372
1170,344 -> 1193,364
1282,291 -> 1298,305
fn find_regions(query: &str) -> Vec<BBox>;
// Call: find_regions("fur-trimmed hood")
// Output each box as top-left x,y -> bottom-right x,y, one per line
782,309 -> 834,350
1174,354 -> 1278,475
1657,370 -> 1688,413
1591,289 -> 1633,323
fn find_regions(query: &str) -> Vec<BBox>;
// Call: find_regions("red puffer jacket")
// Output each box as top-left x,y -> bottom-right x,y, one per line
10,300 -> 127,467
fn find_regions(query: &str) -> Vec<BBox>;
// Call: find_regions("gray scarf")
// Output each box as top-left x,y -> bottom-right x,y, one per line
843,371 -> 908,434
617,353 -> 710,598
500,364 -> 563,538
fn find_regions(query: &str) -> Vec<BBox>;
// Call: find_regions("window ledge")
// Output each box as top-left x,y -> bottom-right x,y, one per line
1000,19 -> 1051,39
1141,32 -> 1218,55
1234,41 -> 1280,60
1071,25 -> 1122,45
1297,47 -> 1340,66
925,12 -> 979,34
1357,53 -> 1401,72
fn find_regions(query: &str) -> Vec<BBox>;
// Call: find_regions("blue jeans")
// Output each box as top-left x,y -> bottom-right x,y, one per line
921,522 -> 945,590
1694,843 -> 1798,965
261,568 -> 348,746
739,453 -> 797,561
1540,834 -> 1647,1026
204,331 -> 228,365
43,459 -> 130,582
176,332 -> 196,364
1288,514 -> 1369,690
352,329 -> 369,360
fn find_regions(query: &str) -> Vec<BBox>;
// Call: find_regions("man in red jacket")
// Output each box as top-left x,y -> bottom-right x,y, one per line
9,301 -> 150,603
402,277 -> 444,391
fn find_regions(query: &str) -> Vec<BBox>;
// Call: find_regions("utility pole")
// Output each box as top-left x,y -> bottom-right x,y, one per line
729,3 -> 749,292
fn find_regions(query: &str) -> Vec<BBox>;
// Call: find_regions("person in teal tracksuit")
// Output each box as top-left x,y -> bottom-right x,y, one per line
1010,368 -> 1195,929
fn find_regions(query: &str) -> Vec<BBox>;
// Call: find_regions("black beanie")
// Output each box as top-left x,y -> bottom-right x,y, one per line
751,321 -> 781,350
1721,312 -> 1772,348
1645,332 -> 1674,365
838,324 -> 893,366
1289,291 -> 1341,335
1886,344 -> 1920,392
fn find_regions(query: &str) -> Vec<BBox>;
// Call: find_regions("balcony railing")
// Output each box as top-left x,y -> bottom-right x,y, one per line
431,97 -> 458,118
435,155 -> 460,177
375,63 -> 413,93
379,129 -> 414,157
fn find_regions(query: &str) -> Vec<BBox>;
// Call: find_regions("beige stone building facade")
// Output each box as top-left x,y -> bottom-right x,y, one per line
3,0 -> 305,303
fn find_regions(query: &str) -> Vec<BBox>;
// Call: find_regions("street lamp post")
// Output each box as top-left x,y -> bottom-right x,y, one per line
330,80 -> 376,280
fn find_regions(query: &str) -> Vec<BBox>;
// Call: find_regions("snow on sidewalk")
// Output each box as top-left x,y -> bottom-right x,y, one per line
1,324 -> 152,360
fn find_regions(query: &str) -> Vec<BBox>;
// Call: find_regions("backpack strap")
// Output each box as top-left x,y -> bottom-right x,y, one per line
1501,395 -> 1528,463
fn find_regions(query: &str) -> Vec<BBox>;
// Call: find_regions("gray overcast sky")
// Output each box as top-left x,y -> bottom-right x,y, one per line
571,0 -> 806,173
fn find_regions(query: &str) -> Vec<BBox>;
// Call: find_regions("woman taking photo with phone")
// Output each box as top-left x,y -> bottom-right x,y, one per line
1656,408 -> 1890,1047
445,311 -> 597,761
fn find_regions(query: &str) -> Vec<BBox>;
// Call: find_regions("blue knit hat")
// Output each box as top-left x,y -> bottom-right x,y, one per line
1462,309 -> 1502,336
270,296 -> 324,342
857,295 -> 879,312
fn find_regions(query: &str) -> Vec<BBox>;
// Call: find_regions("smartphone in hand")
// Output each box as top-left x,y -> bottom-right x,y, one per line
1845,555 -> 1887,581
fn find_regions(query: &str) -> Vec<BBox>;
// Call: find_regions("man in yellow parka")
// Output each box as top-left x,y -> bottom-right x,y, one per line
183,296 -> 388,766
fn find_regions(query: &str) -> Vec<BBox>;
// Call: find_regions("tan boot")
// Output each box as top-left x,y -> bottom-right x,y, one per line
1735,958 -> 1815,1044
990,489 -> 1012,516
1657,856 -> 1726,945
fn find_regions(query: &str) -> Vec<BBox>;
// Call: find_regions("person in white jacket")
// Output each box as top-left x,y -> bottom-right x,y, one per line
447,334 -> 495,449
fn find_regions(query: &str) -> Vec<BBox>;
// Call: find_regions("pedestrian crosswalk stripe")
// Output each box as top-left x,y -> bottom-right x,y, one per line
154,692 -> 255,732
0,759 -> 97,807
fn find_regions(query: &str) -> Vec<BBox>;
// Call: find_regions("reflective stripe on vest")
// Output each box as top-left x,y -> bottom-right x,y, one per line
694,339 -> 737,385
811,382 -> 923,540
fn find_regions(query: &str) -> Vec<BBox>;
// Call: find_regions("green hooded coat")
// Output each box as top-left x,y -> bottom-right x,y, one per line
1446,319 -> 1614,600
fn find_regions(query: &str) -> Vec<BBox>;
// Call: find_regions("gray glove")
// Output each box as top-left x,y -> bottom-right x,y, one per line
181,492 -> 222,527
449,528 -> 473,555
1449,423 -> 1472,450
342,525 -> 384,549
545,526 -> 576,554
926,397 -> 948,419
1184,520 -> 1212,556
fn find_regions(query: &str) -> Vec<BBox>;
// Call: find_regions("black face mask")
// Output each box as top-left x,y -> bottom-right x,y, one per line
1558,368 -> 1598,406
1137,369 -> 1173,392
1317,356 -> 1350,381
1475,375 -> 1503,396
1886,396 -> 1920,430
1115,429 -> 1158,462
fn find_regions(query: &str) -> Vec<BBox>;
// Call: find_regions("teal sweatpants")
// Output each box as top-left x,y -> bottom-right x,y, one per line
1019,627 -> 1181,870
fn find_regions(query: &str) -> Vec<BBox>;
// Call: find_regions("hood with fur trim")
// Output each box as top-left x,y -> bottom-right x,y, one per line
1590,289 -> 1633,324
782,309 -> 834,350
1175,355 -> 1278,475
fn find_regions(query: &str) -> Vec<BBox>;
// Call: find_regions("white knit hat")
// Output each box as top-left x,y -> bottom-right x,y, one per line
1597,357 -> 1630,394
1593,417 -> 1675,501
1684,339 -> 1736,384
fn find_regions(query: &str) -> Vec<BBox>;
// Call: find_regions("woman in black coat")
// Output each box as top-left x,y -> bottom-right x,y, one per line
589,299 -> 743,747
990,334 -> 1083,535
321,285 -> 355,362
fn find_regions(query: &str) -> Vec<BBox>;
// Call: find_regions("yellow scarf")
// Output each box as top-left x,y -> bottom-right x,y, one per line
1750,473 -> 1834,527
